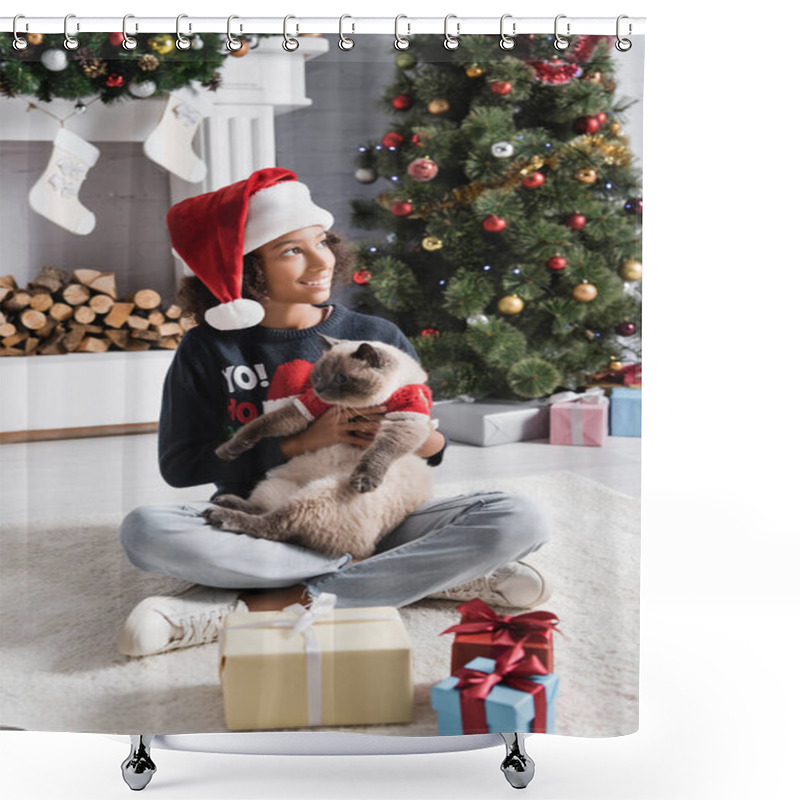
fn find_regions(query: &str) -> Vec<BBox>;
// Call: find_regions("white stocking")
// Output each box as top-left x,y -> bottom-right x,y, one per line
143,83 -> 212,183
28,128 -> 100,235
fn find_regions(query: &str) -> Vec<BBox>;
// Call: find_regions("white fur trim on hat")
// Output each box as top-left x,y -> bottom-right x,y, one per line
243,181 -> 334,255
205,298 -> 266,331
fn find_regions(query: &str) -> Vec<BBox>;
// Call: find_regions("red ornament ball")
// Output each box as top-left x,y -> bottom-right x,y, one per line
392,94 -> 414,111
407,157 -> 438,182
411,132 -> 428,147
547,256 -> 567,271
596,112 -> 608,125
522,172 -> 546,189
352,270 -> 372,285
109,32 -> 125,47
421,328 -> 440,337
482,215 -> 507,233
106,74 -> 125,88
381,132 -> 404,149
391,200 -> 413,217
616,321 -> 637,336
567,214 -> 587,230
490,80 -> 514,96
575,116 -> 601,134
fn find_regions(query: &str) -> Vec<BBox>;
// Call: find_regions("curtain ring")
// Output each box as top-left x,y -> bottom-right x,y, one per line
553,14 -> 570,51
121,14 -> 137,50
227,15 -> 243,51
615,15 -> 633,51
394,15 -> 411,51
175,14 -> 191,51
443,14 -> 459,50
12,15 -> 28,51
64,14 -> 79,51
282,16 -> 299,51
339,15 -> 355,50
499,14 -> 516,50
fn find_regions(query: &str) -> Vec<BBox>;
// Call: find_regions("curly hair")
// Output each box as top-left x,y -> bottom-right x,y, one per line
176,230 -> 355,326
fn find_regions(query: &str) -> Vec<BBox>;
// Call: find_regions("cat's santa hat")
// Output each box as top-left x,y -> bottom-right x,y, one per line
166,167 -> 334,330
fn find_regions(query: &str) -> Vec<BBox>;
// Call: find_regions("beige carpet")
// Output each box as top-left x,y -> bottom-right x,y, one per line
0,471 -> 639,737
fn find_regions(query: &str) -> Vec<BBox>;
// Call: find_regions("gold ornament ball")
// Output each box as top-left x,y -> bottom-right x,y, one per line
619,259 -> 643,281
586,70 -> 604,83
576,167 -> 598,184
428,98 -> 450,115
466,65 -> 484,78
609,360 -> 624,372
27,33 -> 44,45
498,295 -> 525,315
149,35 -> 175,55
230,40 -> 250,58
422,236 -> 444,252
572,282 -> 598,302
609,122 -> 622,134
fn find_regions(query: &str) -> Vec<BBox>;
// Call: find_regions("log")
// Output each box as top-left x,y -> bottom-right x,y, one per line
2,331 -> 28,348
68,322 -> 104,335
31,266 -> 69,293
147,309 -> 165,327
75,336 -> 110,353
127,289 -> 161,310
36,318 -> 57,340
38,327 -> 67,355
158,336 -> 180,350
62,326 -> 86,352
24,336 -> 40,354
156,322 -> 182,337
0,345 -> 27,356
88,272 -> 118,299
62,284 -> 91,306
105,329 -> 130,349
72,268 -> 102,286
19,309 -> 47,331
0,287 -> 14,304
125,314 -> 149,331
165,304 -> 182,319
130,328 -> 161,342
104,302 -> 135,328
179,315 -> 197,331
0,322 -> 16,337
3,290 -> 31,312
73,305 -> 96,325
29,292 -> 54,313
49,303 -> 74,322
124,339 -> 151,351
89,294 -> 114,315
0,275 -> 18,290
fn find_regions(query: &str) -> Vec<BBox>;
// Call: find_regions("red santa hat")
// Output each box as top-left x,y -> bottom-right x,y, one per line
166,167 -> 334,330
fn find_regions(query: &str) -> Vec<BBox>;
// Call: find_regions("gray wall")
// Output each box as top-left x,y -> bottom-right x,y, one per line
0,35 -> 643,305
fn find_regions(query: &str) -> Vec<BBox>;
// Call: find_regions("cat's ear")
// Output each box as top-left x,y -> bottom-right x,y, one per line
319,334 -> 341,350
352,342 -> 384,369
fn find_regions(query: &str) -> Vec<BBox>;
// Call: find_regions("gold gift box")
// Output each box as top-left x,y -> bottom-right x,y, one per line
219,606 -> 414,730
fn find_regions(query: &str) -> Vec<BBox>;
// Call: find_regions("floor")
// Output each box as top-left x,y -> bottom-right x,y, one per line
0,433 -> 640,524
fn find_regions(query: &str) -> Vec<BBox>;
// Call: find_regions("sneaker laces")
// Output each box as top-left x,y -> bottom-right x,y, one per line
167,605 -> 231,651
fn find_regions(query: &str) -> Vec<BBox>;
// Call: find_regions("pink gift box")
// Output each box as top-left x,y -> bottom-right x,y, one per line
548,391 -> 609,447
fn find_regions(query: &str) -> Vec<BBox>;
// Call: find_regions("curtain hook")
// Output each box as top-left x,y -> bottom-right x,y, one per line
64,14 -> 79,51
499,14 -> 516,50
12,15 -> 28,51
176,14 -> 191,51
227,15 -> 243,52
443,14 -> 459,50
394,15 -> 411,51
615,15 -> 633,51
339,15 -> 355,50
282,16 -> 299,51
553,14 -> 570,51
121,14 -> 137,50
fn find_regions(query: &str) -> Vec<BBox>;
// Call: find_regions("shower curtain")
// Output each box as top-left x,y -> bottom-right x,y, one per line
0,27 -> 643,740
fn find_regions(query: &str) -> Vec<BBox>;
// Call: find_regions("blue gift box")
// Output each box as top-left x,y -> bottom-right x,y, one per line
430,656 -> 559,735
609,387 -> 642,437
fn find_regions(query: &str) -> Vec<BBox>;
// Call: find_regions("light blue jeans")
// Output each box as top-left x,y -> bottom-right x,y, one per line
119,491 -> 550,608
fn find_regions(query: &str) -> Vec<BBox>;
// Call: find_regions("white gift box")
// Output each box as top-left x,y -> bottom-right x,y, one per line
432,398 -> 550,447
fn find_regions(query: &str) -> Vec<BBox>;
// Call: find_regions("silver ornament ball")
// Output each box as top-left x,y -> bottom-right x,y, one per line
191,35 -> 204,50
491,141 -> 514,158
129,80 -> 156,98
355,167 -> 377,184
41,48 -> 68,72
467,314 -> 490,327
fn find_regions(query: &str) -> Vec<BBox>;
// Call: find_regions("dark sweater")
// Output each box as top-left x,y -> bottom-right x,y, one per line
158,304 -> 446,500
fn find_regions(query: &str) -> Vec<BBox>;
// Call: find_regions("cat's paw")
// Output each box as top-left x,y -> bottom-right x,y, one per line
215,441 -> 247,461
349,470 -> 382,493
202,506 -> 242,531
213,494 -> 247,510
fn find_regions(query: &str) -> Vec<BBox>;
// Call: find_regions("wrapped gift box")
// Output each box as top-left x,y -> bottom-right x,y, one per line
609,387 -> 641,437
432,398 -> 550,446
549,389 -> 609,447
430,653 -> 560,735
219,595 -> 413,730
442,599 -> 559,674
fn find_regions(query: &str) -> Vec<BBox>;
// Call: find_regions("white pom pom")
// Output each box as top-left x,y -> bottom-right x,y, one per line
205,299 -> 265,330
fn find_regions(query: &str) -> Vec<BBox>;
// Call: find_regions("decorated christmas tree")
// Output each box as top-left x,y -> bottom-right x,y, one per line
350,35 -> 642,400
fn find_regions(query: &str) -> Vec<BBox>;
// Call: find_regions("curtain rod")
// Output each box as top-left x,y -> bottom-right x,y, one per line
0,16 -> 646,36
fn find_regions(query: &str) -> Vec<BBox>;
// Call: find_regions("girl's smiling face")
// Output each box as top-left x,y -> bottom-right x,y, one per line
254,225 -> 336,304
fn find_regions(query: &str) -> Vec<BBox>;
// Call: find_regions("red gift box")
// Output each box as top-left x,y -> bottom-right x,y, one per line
441,599 -> 560,673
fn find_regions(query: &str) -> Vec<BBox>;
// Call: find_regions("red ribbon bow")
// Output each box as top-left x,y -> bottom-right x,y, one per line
453,641 -> 549,733
441,598 -> 560,647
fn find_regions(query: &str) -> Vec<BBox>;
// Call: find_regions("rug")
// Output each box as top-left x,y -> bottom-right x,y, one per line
0,471 -> 639,737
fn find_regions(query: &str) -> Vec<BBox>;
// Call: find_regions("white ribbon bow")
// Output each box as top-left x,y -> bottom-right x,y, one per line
48,173 -> 79,198
173,101 -> 202,127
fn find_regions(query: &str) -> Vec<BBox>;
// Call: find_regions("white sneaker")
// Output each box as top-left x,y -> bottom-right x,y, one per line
118,586 -> 247,657
428,561 -> 552,609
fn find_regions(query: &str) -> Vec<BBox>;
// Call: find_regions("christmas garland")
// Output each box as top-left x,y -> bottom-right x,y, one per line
0,32 -> 278,104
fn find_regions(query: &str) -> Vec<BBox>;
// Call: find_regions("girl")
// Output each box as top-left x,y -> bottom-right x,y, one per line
118,168 -> 551,657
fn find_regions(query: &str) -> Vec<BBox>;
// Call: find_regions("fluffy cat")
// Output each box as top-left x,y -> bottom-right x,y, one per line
202,335 -> 435,559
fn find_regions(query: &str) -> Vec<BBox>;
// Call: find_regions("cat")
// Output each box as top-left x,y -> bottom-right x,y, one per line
202,335 -> 435,559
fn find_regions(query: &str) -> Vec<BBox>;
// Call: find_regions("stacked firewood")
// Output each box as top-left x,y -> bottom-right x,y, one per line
0,267 -> 195,356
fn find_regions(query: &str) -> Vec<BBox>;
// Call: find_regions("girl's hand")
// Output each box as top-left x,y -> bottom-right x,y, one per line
280,405 -> 387,458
